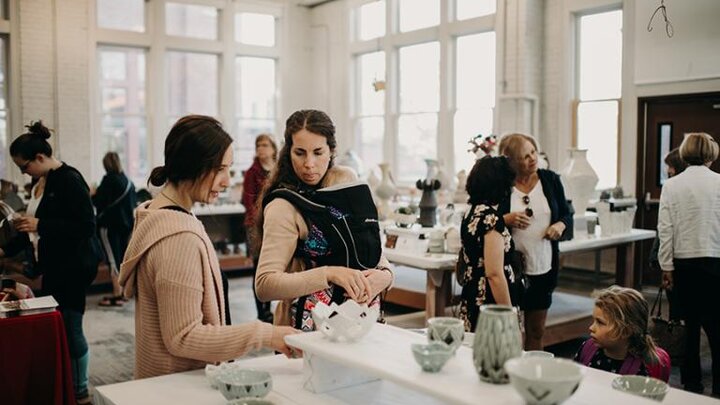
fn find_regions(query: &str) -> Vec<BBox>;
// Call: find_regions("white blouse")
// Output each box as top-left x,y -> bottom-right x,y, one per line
510,182 -> 552,275
25,182 -> 43,260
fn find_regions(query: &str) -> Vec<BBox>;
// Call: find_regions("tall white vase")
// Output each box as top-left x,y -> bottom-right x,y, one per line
374,163 -> 396,220
559,149 -> 599,216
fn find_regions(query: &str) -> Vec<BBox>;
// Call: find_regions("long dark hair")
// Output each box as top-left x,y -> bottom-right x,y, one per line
251,110 -> 337,254
10,121 -> 53,160
148,115 -> 232,187
466,156 -> 516,205
102,152 -> 123,174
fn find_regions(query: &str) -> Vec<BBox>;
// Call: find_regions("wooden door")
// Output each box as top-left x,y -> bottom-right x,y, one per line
636,92 -> 720,286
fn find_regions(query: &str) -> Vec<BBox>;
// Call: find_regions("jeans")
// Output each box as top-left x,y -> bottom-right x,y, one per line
61,308 -> 89,397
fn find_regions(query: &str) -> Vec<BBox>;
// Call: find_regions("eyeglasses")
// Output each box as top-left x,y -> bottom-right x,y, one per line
522,195 -> 533,217
17,160 -> 32,173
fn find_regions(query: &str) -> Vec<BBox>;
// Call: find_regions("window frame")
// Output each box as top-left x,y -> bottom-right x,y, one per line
349,0 -> 497,184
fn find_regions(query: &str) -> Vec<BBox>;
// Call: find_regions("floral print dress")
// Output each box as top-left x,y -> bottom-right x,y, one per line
458,204 -> 520,332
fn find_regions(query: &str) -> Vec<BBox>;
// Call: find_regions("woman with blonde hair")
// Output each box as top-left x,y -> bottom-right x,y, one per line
658,132 -> 720,395
498,133 -> 573,350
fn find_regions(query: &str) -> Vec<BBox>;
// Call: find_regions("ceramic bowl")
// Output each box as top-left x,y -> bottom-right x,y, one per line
522,350 -> 555,359
612,375 -> 669,402
206,362 -> 233,389
411,342 -> 454,373
216,369 -> 272,400
427,317 -> 465,354
391,212 -> 417,228
504,357 -> 584,405
311,300 -> 379,342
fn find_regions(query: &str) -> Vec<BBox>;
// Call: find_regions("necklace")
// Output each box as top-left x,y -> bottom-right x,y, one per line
160,189 -> 189,210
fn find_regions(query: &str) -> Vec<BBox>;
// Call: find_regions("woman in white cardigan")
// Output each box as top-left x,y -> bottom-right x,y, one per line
658,132 -> 720,395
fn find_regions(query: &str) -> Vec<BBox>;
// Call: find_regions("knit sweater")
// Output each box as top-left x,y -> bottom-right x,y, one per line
255,165 -> 392,327
119,202 -> 274,379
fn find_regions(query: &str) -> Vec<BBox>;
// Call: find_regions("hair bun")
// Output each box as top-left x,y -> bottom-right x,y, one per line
25,121 -> 52,140
148,165 -> 168,187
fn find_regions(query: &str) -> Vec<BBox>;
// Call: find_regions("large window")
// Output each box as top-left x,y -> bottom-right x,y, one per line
97,47 -> 148,183
0,36 -> 7,179
95,1 -> 282,184
575,9 -> 622,189
351,0 -> 497,183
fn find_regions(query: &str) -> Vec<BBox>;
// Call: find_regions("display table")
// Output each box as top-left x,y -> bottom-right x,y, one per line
96,325 -> 719,405
0,310 -> 76,405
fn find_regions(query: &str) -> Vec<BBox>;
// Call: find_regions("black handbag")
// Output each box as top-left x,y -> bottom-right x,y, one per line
649,286 -> 686,366
508,250 -> 530,305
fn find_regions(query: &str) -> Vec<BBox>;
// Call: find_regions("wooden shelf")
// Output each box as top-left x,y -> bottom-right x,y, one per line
218,254 -> 253,271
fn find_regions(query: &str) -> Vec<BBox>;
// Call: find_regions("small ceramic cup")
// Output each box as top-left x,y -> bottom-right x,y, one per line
427,317 -> 465,354
411,342 -> 454,373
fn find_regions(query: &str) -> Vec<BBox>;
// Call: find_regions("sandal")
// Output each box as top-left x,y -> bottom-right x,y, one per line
101,294 -> 127,302
99,296 -> 125,307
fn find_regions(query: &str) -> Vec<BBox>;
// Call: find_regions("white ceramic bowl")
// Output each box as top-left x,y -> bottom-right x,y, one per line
216,369 -> 272,400
504,357 -> 584,405
612,375 -> 669,402
226,399 -> 274,405
311,300 -> 379,342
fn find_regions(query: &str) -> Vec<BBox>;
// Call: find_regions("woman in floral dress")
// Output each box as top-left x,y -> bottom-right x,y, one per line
458,156 -> 522,331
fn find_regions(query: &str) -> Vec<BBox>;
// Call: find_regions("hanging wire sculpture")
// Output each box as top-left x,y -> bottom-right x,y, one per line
647,0 -> 674,38
468,134 -> 497,159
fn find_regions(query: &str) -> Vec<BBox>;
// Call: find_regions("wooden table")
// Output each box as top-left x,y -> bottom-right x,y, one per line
384,228 -> 656,320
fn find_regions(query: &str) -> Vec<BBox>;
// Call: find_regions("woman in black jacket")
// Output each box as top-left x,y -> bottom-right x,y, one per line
5,121 -> 98,404
93,152 -> 136,307
499,133 -> 573,351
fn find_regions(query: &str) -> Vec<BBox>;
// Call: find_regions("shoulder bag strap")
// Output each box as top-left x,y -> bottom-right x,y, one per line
619,355 -> 644,375
98,179 -> 133,218
651,286 -> 664,318
580,339 -> 599,365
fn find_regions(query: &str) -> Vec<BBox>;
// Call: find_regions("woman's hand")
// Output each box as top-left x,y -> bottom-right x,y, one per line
504,212 -> 531,230
326,266 -> 372,303
14,216 -> 39,233
270,326 -> 303,358
662,271 -> 674,291
361,268 -> 393,301
544,221 -> 566,240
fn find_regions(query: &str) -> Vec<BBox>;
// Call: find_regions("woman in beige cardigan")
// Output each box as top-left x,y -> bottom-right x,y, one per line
120,115 -> 299,379
254,109 -> 393,328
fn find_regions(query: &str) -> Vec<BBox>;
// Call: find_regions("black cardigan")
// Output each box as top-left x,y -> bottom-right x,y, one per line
36,163 -> 99,312
92,172 -> 136,231
499,169 -> 574,274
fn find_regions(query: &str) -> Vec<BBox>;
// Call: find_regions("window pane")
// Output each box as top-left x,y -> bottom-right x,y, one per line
97,0 -> 144,32
579,10 -> 622,101
167,52 -> 218,116
98,47 -> 146,114
456,0 -> 496,20
577,100 -> 618,189
236,13 -> 275,46
0,110 -> 6,178
454,108 -> 493,173
166,3 -> 218,40
356,117 -> 384,172
399,42 -> 439,113
236,57 -> 275,118
101,115 -> 148,183
398,113 -> 438,182
456,32 -> 495,110
358,1 -> 385,40
399,0 -> 439,32
358,51 -> 385,116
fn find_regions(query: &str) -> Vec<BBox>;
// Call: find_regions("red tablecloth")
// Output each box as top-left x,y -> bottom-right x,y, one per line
0,310 -> 76,405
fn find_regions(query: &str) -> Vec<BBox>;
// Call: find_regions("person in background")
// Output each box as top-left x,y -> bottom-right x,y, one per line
648,148 -> 688,321
241,134 -> 278,323
457,156 -> 520,332
93,152 -> 137,307
658,132 -> 720,395
1,121 -> 99,404
119,115 -> 299,379
499,133 -> 573,350
575,286 -> 671,382
254,110 -> 393,329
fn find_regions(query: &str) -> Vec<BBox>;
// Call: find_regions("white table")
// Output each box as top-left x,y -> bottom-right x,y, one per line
95,325 -> 720,405
384,228 -> 656,320
193,203 -> 246,216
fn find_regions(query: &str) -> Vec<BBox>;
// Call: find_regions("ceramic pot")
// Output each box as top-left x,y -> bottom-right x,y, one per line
559,149 -> 598,216
453,170 -> 469,204
473,304 -> 523,384
374,163 -> 396,220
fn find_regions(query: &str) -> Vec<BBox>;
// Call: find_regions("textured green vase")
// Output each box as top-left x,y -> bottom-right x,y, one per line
473,304 -> 523,384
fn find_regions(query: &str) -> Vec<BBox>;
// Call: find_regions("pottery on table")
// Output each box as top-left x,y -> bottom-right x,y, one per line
226,399 -> 275,405
206,362 -> 233,389
374,162 -> 397,220
411,342 -> 454,373
473,305 -> 523,384
560,148 -> 599,217
522,350 -> 555,358
311,300 -> 379,342
217,369 -> 272,401
427,317 -> 465,354
504,357 -> 584,405
612,375 -> 668,402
